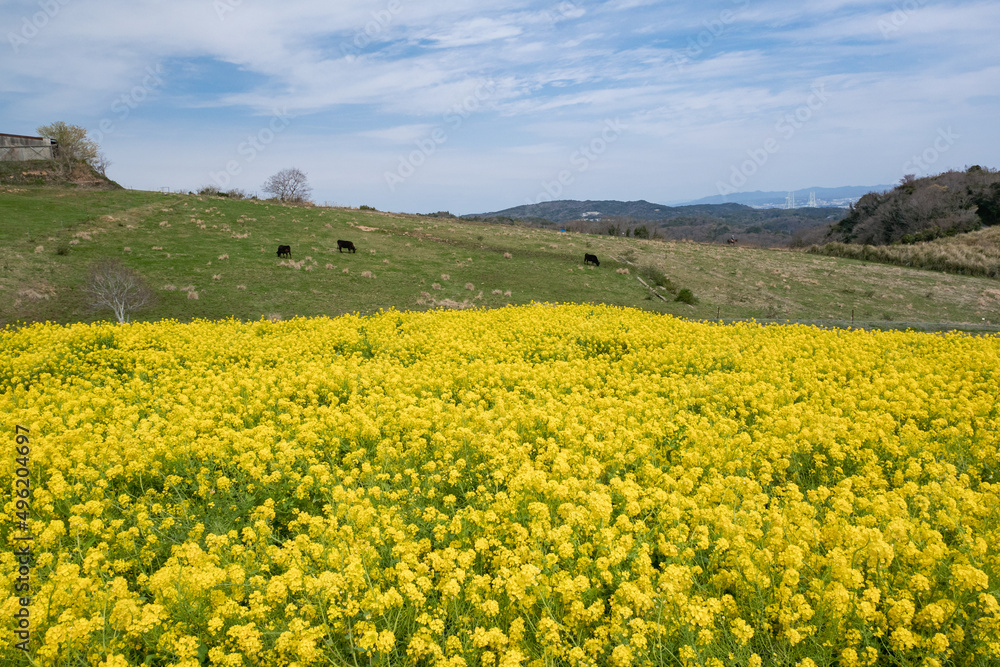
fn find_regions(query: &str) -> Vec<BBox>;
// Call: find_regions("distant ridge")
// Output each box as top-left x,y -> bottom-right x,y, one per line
465,198 -> 852,247
681,185 -> 894,208
469,199 -> 757,224
470,186 -> 893,223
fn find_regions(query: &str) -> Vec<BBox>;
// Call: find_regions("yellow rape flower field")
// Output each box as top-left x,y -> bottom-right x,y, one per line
2,304 -> 999,667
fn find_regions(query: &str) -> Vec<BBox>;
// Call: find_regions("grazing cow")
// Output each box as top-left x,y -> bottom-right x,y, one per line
584,253 -> 600,266
337,240 -> 356,253
277,244 -> 291,258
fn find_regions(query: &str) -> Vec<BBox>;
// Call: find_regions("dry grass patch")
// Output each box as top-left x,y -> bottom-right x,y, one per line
810,226 -> 1000,279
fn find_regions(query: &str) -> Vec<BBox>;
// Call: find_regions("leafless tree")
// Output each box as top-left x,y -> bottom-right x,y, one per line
83,259 -> 156,323
91,151 -> 112,177
262,167 -> 313,203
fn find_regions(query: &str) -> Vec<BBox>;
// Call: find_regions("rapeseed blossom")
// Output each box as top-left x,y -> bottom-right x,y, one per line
1,305 -> 998,665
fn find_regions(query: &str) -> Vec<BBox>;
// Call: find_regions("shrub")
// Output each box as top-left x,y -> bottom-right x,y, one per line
675,288 -> 698,305
638,265 -> 677,292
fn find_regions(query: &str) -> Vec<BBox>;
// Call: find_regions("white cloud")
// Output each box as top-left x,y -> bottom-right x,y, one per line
1,0 -> 997,211
356,124 -> 440,143
421,17 -> 524,48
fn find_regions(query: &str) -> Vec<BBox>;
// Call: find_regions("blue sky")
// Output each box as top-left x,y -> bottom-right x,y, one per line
3,0 -> 998,214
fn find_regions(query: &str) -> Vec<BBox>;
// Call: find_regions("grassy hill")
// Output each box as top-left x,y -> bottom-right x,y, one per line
2,185 -> 999,330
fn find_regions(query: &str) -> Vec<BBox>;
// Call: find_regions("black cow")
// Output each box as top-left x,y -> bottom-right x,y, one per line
277,244 -> 291,258
584,253 -> 600,266
337,240 -> 356,253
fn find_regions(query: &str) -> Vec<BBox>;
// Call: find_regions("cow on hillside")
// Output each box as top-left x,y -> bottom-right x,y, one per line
277,244 -> 291,258
337,240 -> 356,253
584,253 -> 600,266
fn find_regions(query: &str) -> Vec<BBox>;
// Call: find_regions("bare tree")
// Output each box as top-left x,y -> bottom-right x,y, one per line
83,259 -> 156,323
91,151 -> 112,177
262,167 -> 313,203
36,121 -> 100,176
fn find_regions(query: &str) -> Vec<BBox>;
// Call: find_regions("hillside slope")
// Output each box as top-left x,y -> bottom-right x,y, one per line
0,159 -> 122,188
810,225 -> 1000,279
2,186 -> 999,329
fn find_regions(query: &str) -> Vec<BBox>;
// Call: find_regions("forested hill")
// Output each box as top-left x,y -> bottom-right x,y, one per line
464,198 -> 846,247
470,199 -> 754,223
827,166 -> 1000,245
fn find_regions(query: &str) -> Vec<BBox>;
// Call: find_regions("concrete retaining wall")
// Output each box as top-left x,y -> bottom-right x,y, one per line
0,133 -> 55,161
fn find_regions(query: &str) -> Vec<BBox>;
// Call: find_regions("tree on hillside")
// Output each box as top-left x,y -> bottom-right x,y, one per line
36,121 -> 100,176
83,259 -> 156,323
262,167 -> 312,203
91,151 -> 112,177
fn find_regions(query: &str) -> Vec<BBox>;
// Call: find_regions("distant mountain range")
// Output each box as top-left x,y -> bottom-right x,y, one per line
470,187 -> 891,223
463,198 -> 851,248
679,185 -> 895,208
469,197 -> 857,225
468,199 -> 760,224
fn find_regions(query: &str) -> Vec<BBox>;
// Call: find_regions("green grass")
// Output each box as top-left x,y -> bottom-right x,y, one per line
2,185 -> 1000,329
